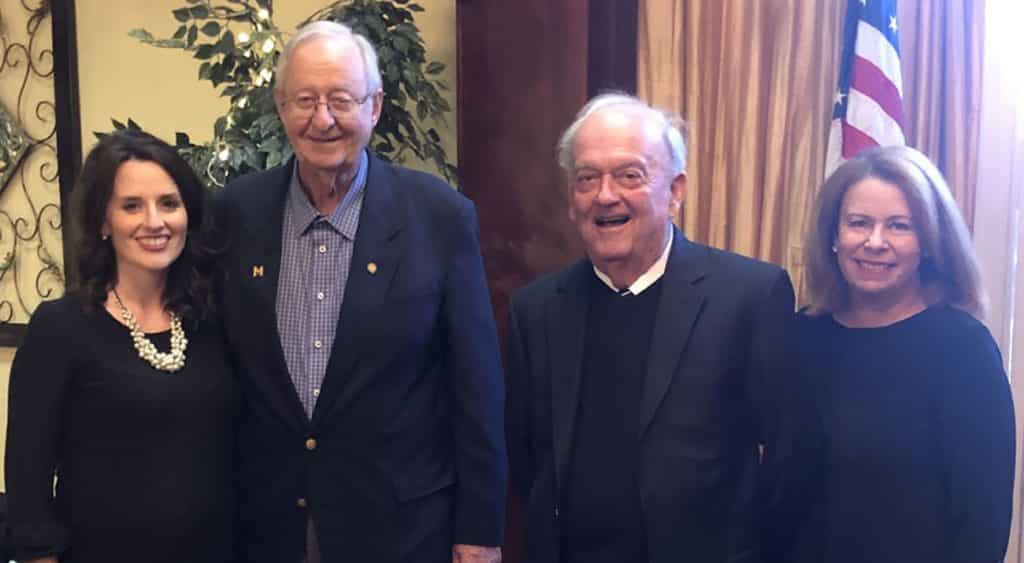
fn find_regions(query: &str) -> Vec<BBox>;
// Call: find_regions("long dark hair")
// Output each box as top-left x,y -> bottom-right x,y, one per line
71,129 -> 221,319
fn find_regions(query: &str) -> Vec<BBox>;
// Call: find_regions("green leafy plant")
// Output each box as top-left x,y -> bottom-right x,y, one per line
102,0 -> 457,188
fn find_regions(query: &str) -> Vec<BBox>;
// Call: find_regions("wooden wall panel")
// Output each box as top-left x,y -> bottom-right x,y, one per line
457,2 -> 589,561
457,1 -> 638,560
457,0 -> 588,331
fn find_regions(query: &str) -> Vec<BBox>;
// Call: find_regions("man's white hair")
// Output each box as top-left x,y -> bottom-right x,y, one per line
556,92 -> 688,176
274,20 -> 383,94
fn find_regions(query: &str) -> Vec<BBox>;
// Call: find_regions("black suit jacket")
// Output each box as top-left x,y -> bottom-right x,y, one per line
506,228 -> 796,563
216,155 -> 506,563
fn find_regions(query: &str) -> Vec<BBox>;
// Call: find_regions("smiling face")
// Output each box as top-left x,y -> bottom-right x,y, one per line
568,108 -> 685,282
276,35 -> 383,178
102,160 -> 188,283
835,176 -> 923,306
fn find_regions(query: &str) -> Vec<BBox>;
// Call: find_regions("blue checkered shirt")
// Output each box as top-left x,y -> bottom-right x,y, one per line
276,152 -> 368,418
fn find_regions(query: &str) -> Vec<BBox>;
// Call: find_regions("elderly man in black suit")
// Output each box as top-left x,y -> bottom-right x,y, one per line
505,93 -> 797,563
216,20 -> 505,563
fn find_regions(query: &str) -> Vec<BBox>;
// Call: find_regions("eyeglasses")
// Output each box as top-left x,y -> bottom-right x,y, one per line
572,166 -> 651,193
283,91 -> 374,118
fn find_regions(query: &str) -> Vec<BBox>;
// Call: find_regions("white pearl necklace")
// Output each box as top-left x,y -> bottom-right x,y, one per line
112,290 -> 188,372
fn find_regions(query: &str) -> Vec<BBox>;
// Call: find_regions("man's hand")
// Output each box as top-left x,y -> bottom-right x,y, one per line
452,544 -> 501,563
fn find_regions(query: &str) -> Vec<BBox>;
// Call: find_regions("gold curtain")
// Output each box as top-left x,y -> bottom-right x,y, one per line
638,0 -> 984,299
638,0 -> 844,294
899,1 -> 984,231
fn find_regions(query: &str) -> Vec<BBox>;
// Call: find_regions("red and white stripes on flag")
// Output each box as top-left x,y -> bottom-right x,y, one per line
825,0 -> 905,175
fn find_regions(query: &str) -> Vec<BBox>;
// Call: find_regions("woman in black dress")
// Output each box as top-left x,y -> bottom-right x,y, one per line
789,145 -> 1015,562
5,130 -> 239,563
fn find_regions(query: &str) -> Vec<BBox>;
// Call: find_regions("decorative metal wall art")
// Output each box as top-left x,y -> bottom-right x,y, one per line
0,0 -> 80,346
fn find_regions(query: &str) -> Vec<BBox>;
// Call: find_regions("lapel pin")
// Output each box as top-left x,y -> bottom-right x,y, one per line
367,262 -> 378,275
252,265 -> 264,278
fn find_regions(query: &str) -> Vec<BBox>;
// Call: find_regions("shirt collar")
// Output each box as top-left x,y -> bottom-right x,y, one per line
286,150 -> 368,239
592,225 -> 673,295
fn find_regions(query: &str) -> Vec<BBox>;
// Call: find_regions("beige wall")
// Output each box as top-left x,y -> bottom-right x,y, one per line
0,0 -> 456,490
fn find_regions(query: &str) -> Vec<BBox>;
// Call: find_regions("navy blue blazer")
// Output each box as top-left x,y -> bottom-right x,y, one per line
216,155 -> 506,563
506,228 -> 796,563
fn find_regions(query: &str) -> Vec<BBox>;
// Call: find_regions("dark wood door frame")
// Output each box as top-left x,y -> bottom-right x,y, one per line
588,0 -> 639,96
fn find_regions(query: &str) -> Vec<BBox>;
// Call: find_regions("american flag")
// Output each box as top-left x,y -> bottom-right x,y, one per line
825,0 -> 905,174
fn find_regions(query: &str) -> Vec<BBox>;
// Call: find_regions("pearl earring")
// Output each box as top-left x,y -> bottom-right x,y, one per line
102,234 -> 109,241
831,245 -> 837,253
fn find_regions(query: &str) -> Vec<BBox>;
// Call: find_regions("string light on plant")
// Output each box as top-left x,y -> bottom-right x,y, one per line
261,38 -> 275,54
218,147 -> 230,162
238,31 -> 250,43
237,97 -> 248,109
254,68 -> 273,86
257,8 -> 270,20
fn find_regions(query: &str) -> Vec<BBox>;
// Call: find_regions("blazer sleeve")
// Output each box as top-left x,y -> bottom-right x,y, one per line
743,271 -> 822,562
504,295 -> 533,500
936,321 -> 1015,562
759,326 -> 827,560
746,269 -> 797,446
4,301 -> 73,560
442,198 -> 508,547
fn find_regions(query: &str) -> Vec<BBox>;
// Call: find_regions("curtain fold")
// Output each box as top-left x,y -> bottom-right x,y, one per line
638,0 -> 984,301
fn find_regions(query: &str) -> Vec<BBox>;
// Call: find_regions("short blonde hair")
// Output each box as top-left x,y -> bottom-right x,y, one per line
804,145 -> 985,317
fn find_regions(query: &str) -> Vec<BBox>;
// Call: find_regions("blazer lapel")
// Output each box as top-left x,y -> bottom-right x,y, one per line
312,156 -> 403,425
548,260 -> 591,494
638,229 -> 707,440
236,160 -> 310,431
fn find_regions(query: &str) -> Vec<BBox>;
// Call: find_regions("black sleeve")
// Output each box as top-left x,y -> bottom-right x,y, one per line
747,269 -> 797,446
504,296 -> 533,500
4,300 -> 74,560
744,271 -> 823,562
759,312 -> 826,563
936,320 -> 1015,562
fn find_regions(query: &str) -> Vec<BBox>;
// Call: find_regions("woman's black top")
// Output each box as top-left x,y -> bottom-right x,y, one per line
5,295 -> 240,563
792,305 -> 1014,563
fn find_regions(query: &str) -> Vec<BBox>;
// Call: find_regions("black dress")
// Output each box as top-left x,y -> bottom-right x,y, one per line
792,305 -> 1015,563
5,296 -> 240,563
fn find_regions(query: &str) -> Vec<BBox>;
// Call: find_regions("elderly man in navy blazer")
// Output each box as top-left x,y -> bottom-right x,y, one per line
505,93 -> 797,563
216,21 -> 506,563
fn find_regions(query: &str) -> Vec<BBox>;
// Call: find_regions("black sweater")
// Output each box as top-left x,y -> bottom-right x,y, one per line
5,296 -> 240,563
791,306 -> 1014,563
561,274 -> 664,563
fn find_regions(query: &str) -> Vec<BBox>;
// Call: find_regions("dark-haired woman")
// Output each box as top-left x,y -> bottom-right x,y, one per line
4,129 -> 238,563
789,145 -> 1015,562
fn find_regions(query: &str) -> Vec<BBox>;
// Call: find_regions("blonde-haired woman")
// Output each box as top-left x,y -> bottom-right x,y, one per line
792,145 -> 1014,563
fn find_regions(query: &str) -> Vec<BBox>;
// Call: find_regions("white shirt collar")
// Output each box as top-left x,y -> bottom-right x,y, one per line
592,226 -> 673,296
